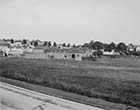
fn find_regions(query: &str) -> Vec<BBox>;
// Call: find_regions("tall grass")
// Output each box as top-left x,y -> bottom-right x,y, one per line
0,57 -> 140,108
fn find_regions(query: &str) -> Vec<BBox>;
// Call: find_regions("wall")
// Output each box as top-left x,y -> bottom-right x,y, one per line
23,53 -> 47,59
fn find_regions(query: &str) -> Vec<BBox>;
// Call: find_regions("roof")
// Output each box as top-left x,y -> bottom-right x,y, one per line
34,46 -> 91,54
15,40 -> 22,42
67,48 -> 83,53
3,39 -> 11,42
44,47 -> 64,53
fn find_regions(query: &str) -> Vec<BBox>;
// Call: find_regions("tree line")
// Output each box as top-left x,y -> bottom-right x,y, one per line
82,41 -> 127,52
4,39 -> 140,56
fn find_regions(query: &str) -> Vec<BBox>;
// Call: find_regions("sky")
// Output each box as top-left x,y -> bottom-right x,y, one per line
0,0 -> 140,45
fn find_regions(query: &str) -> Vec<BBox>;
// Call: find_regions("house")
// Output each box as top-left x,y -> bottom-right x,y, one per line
23,46 -> 95,61
23,46 -> 34,53
14,40 -> 23,47
127,44 -> 134,52
0,40 -> 10,56
65,48 -> 84,61
135,45 -> 140,52
32,46 -> 45,54
44,47 -> 81,60
23,46 -> 46,59
8,47 -> 23,55
103,50 -> 120,57
22,39 -> 30,46
3,39 -> 12,44
0,40 -> 10,51
45,47 -> 94,61
44,47 -> 67,60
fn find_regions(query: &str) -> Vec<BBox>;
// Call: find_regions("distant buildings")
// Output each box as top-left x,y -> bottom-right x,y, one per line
24,47 -> 94,61
127,44 -> 140,52
14,40 -> 23,47
0,40 -> 10,51
0,38 -> 140,58
135,45 -> 140,52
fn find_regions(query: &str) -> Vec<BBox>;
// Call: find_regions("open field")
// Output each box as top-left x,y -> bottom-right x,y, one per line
0,57 -> 140,108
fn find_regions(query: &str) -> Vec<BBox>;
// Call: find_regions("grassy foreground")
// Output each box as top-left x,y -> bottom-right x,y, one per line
0,57 -> 140,108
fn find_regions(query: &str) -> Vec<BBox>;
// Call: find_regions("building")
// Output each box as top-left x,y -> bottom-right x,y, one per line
0,40 -> 10,56
103,50 -> 120,57
135,45 -> 140,52
23,46 -> 94,61
8,47 -> 23,55
44,47 -> 94,61
14,40 -> 23,47
0,40 -> 10,52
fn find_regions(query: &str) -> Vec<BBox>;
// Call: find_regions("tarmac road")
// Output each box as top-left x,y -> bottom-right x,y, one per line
0,82 -> 105,110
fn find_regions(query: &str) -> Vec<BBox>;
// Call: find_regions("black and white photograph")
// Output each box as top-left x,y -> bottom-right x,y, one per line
0,0 -> 140,110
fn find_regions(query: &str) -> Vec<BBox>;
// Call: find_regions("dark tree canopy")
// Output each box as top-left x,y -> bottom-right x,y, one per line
22,39 -> 27,44
48,41 -> 52,47
34,41 -> 38,47
117,42 -> 127,52
109,42 -> 116,51
103,43 -> 110,51
11,39 -> 14,44
82,40 -> 104,50
72,44 -> 76,48
82,43 -> 89,48
53,42 -> 57,47
90,41 -> 104,50
43,41 -> 48,46
62,43 -> 66,47
67,43 -> 70,47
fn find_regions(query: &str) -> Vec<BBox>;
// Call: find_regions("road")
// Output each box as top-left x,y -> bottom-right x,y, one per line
0,82 -> 105,110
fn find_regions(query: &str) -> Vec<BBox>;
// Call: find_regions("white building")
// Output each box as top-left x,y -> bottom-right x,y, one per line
0,40 -> 10,52
135,46 -> 140,52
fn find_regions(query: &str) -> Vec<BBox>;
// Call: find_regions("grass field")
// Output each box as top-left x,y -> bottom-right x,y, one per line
0,57 -> 140,108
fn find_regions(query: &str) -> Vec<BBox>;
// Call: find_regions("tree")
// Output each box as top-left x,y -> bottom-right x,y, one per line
82,43 -> 89,48
48,41 -> 52,47
117,42 -> 127,52
91,41 -> 103,50
129,43 -> 134,48
11,39 -> 14,44
62,43 -> 66,47
43,41 -> 48,46
67,43 -> 70,47
72,44 -> 76,48
34,41 -> 38,47
97,50 -> 103,58
103,43 -> 110,51
109,42 -> 116,51
30,41 -> 34,45
22,39 -> 27,44
88,40 -> 94,49
53,42 -> 57,47
82,40 -> 104,50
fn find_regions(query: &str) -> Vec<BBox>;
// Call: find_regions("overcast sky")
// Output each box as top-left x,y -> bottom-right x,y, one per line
0,0 -> 140,44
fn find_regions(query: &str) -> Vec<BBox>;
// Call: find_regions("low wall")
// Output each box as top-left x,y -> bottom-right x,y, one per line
23,53 -> 83,61
23,53 -> 47,59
